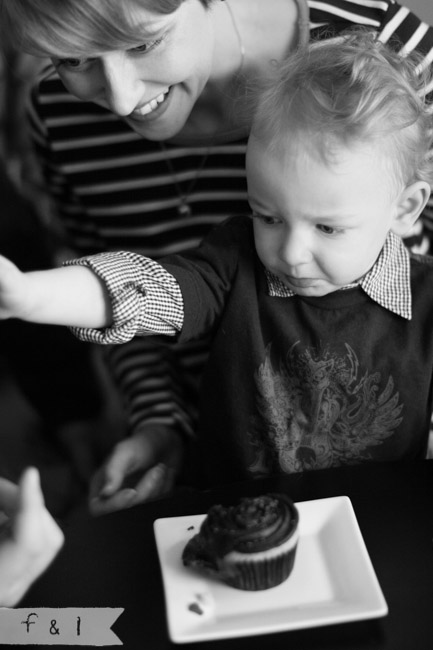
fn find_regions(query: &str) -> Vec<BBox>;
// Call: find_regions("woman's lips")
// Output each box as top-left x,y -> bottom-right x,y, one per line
128,87 -> 171,122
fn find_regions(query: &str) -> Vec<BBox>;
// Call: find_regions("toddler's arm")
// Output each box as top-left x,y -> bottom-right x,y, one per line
0,254 -> 112,328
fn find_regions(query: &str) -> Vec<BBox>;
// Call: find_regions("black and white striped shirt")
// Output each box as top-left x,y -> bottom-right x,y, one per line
27,0 -> 433,438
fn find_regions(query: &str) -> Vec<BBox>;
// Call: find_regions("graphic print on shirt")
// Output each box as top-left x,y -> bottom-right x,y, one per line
247,342 -> 403,474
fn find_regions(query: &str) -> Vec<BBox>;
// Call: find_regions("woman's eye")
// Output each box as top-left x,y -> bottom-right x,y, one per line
129,39 -> 162,54
54,38 -> 162,71
56,57 -> 90,71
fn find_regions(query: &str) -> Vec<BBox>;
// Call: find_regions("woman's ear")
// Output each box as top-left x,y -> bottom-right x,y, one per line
391,181 -> 431,237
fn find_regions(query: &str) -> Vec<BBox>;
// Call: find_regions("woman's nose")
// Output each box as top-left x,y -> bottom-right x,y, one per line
99,52 -> 143,116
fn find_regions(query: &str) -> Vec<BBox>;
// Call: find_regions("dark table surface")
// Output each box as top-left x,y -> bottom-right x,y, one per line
16,460 -> 433,649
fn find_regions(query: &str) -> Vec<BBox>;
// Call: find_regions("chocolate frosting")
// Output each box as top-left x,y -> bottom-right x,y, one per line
182,494 -> 298,570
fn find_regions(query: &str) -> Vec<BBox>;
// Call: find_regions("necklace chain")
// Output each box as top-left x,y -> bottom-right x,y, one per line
225,0 -> 246,76
160,1 -> 245,218
160,143 -> 211,217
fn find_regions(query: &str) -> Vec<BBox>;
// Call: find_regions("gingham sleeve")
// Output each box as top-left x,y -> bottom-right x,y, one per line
64,251 -> 184,344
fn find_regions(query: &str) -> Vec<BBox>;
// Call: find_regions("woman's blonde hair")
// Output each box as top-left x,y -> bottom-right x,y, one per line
253,29 -> 433,189
0,0 -> 215,58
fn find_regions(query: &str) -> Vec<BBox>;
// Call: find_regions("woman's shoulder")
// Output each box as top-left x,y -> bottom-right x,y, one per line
309,0 -> 433,51
308,0 -> 391,24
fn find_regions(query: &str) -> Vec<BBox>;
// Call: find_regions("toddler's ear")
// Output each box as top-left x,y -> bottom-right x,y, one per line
391,181 -> 431,237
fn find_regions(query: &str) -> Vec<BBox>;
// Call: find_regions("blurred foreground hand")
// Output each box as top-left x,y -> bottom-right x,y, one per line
0,467 -> 64,607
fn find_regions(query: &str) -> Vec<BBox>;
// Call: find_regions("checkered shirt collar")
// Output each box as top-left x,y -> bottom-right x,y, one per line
265,231 -> 412,320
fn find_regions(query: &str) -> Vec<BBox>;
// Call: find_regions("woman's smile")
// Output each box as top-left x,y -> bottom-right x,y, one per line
129,87 -> 171,120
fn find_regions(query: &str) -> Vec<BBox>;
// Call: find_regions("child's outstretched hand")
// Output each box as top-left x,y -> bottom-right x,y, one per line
0,253 -> 111,328
0,468 -> 64,606
0,254 -> 29,320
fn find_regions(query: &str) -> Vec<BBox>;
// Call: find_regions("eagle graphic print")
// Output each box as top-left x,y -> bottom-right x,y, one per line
248,342 -> 403,474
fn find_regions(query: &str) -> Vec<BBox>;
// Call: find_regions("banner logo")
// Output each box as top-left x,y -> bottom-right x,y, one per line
0,608 -> 124,645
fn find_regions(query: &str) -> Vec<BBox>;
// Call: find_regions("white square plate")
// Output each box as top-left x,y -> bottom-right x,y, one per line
153,496 -> 388,644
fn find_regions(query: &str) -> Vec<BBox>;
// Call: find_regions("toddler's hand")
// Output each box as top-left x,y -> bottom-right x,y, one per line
89,425 -> 184,515
0,468 -> 64,606
0,255 -> 29,320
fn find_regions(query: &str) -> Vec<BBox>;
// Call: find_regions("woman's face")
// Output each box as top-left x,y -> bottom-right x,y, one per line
51,0 -> 215,140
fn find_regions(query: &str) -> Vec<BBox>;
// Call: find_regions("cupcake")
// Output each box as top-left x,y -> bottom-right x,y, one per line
182,493 -> 299,590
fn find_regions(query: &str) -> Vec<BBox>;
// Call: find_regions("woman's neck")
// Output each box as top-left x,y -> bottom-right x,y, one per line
170,0 -> 302,146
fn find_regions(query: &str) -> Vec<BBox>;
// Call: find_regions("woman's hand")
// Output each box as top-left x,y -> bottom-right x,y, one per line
0,468 -> 64,607
89,425 -> 184,515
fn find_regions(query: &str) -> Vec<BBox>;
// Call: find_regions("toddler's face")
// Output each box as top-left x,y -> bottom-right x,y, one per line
246,134 -> 402,297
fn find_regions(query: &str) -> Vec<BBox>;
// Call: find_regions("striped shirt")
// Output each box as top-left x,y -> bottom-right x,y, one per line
28,0 -> 433,438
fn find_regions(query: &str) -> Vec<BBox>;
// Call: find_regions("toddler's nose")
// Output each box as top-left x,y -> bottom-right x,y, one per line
279,230 -> 312,266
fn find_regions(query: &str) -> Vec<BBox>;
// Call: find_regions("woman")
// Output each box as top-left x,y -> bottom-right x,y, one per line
1,0 -> 432,512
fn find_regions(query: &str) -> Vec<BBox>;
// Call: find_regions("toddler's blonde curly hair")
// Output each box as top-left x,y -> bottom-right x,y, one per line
253,28 -> 433,191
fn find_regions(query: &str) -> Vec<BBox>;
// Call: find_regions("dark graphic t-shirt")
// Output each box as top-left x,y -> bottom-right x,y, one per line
164,217 -> 433,486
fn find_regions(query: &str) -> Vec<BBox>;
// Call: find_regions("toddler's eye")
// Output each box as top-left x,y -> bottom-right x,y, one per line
252,212 -> 280,226
262,216 -> 278,225
318,224 -> 336,235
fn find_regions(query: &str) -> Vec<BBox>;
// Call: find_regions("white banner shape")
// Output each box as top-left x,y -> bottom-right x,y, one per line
0,608 -> 124,645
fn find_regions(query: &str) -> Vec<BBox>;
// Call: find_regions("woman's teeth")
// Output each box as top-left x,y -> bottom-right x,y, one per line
133,89 -> 169,116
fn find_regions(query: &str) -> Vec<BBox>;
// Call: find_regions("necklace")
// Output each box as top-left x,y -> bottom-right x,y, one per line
160,1 -> 245,218
160,143 -> 211,218
224,0 -> 246,76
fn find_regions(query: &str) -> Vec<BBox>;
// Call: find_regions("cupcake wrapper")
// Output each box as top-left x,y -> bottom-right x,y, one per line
224,546 -> 298,591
